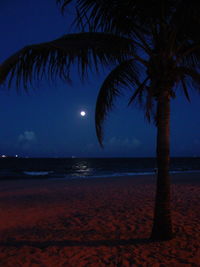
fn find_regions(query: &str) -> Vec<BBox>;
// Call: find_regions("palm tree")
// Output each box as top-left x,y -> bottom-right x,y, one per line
1,0 -> 200,240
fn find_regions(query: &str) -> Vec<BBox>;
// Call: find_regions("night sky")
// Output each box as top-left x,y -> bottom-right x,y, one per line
0,0 -> 199,158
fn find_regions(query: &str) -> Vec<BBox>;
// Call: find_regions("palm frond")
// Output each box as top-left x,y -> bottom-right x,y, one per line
171,0 -> 200,43
179,49 -> 200,72
128,76 -> 149,106
178,66 -> 200,84
57,0 -> 73,14
180,78 -> 190,102
95,59 -> 140,146
57,0 -> 169,36
176,66 -> 200,99
0,32 -> 134,89
145,88 -> 154,122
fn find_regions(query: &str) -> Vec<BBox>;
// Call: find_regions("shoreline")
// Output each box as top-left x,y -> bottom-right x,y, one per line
0,169 -> 200,182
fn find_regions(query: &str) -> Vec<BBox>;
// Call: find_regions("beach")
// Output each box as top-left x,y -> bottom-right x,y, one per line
0,173 -> 199,266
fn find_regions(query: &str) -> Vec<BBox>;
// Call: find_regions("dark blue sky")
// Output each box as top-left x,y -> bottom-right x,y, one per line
0,0 -> 199,158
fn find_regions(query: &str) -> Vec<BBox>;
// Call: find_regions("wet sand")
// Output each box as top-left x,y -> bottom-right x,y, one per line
0,173 -> 200,266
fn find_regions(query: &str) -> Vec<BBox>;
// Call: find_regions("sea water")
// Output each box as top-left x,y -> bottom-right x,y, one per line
0,157 -> 199,180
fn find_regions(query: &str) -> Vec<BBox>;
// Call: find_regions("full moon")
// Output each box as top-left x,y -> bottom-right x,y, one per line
80,111 -> 86,117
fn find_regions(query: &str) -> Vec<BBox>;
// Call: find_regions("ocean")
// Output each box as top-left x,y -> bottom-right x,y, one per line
0,157 -> 199,180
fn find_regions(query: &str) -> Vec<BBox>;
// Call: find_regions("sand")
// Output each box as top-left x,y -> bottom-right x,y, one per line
0,173 -> 199,266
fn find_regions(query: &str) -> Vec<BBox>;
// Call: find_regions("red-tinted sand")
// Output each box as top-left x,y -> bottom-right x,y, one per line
0,173 -> 199,266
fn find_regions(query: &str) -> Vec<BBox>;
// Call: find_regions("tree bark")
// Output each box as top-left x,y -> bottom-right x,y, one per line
150,90 -> 174,240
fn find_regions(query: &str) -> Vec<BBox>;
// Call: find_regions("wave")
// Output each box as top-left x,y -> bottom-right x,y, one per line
0,163 -> 200,180
23,171 -> 53,176
63,169 -> 200,180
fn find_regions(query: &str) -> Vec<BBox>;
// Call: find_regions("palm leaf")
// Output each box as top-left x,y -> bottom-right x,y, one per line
172,0 -> 200,42
0,32 -> 134,88
180,78 -> 191,102
178,66 -> 200,86
95,59 -> 140,146
128,76 -> 149,106
57,0 -> 72,14
58,1 -> 191,36
145,86 -> 156,122
177,42 -> 200,69
57,0 -> 162,36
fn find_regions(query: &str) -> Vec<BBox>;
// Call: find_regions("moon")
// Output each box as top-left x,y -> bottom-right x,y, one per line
80,111 -> 86,117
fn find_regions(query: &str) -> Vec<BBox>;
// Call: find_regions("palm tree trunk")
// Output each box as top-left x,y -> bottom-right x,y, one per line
150,90 -> 174,240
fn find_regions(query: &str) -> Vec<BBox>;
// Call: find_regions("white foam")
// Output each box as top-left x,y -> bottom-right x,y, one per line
23,171 -> 51,176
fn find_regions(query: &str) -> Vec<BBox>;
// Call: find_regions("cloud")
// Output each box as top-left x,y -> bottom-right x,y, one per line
18,131 -> 36,142
131,138 -> 141,147
18,131 -> 37,150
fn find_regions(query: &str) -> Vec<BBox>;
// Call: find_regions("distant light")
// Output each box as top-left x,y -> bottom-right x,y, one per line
80,111 -> 86,117
1,155 -> 6,158
15,155 -> 18,158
